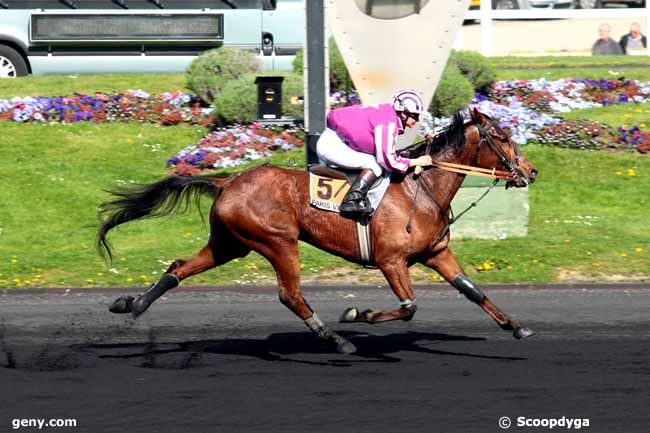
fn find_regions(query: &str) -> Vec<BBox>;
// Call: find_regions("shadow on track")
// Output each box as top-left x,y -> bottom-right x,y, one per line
72,331 -> 527,368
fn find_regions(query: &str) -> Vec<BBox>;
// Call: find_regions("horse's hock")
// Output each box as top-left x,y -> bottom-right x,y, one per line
452,177 -> 529,240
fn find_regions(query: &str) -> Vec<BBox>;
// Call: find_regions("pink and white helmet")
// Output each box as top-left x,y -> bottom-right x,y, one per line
392,89 -> 425,115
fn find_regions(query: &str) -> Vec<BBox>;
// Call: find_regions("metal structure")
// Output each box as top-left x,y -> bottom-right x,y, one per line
304,0 -> 470,163
304,0 -> 328,165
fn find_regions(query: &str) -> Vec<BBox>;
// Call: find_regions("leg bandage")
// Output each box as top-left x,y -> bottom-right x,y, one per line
400,299 -> 418,313
452,275 -> 486,303
304,313 -> 333,339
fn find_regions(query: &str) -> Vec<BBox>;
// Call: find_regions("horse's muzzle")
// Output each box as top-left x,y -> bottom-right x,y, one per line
506,168 -> 537,189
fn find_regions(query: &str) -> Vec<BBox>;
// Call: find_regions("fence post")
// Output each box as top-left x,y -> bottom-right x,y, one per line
480,0 -> 493,56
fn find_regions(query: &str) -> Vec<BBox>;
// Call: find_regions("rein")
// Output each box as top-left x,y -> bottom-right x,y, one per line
404,122 -> 517,240
430,161 -> 514,180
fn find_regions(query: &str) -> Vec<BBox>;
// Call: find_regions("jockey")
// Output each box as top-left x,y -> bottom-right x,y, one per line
316,89 -> 433,217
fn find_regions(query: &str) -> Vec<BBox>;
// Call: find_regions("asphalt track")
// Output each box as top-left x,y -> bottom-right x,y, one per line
0,284 -> 648,433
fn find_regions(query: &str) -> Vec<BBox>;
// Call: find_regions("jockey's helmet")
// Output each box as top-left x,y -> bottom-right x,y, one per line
392,90 -> 424,115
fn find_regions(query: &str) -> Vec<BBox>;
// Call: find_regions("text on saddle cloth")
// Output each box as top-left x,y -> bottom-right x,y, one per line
308,172 -> 391,214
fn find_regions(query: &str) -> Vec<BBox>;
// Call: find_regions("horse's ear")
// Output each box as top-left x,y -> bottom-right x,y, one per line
470,107 -> 483,124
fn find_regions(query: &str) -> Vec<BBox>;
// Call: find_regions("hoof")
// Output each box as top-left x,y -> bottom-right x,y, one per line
339,307 -> 359,323
108,296 -> 134,314
336,339 -> 358,355
513,326 -> 535,339
130,295 -> 151,319
330,333 -> 357,354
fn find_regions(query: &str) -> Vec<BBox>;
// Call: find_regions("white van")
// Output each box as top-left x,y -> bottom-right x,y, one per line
0,0 -> 304,77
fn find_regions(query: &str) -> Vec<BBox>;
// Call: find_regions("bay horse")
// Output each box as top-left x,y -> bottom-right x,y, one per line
98,108 -> 538,354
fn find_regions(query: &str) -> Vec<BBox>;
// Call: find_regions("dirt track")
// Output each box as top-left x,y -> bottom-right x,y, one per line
1,285 -> 649,433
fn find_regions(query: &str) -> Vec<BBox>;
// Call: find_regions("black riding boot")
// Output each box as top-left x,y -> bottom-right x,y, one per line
340,169 -> 377,217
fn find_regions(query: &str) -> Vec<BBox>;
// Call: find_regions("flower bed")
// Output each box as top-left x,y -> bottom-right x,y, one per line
479,78 -> 650,151
0,90 -> 212,126
4,77 -> 649,179
166,123 -> 305,176
419,78 -> 650,152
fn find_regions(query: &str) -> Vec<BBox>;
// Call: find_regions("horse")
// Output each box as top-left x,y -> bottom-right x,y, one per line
98,108 -> 538,354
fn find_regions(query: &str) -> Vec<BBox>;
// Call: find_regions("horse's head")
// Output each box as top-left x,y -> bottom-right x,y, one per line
470,108 -> 538,188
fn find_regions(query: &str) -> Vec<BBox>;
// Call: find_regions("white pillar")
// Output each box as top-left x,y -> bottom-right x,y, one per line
480,0 -> 493,56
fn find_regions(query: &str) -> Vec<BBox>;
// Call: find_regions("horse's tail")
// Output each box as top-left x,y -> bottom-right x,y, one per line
97,175 -> 223,262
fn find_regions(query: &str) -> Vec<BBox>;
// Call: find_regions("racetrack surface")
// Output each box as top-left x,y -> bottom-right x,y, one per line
1,285 -> 648,433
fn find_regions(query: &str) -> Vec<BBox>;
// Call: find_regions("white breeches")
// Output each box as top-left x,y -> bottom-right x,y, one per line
315,128 -> 384,177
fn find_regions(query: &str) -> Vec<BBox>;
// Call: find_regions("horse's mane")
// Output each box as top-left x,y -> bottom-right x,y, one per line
410,110 -> 468,158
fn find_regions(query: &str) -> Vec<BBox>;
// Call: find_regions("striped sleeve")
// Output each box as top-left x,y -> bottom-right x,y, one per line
374,122 -> 411,174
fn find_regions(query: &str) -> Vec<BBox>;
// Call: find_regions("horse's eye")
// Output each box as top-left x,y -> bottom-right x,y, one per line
489,127 -> 506,140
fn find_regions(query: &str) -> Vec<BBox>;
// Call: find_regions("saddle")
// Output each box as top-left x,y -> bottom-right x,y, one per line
307,165 -> 380,265
308,165 -> 359,184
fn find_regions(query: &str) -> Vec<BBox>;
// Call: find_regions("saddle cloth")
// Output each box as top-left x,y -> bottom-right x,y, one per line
308,166 -> 391,215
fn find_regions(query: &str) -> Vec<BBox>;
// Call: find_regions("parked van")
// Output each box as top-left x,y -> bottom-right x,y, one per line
0,0 -> 303,78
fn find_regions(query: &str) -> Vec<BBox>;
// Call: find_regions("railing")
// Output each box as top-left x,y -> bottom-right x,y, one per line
464,1 -> 650,55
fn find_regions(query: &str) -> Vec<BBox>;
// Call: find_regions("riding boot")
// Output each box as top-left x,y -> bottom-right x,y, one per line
339,169 -> 377,217
130,274 -> 180,318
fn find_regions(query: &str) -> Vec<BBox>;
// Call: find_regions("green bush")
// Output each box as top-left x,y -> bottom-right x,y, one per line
449,50 -> 496,93
293,37 -> 350,92
292,49 -> 303,74
185,47 -> 261,104
212,72 -> 304,124
430,63 -> 474,117
279,73 -> 305,119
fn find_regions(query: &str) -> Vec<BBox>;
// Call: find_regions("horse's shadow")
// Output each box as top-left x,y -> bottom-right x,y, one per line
74,331 -> 526,368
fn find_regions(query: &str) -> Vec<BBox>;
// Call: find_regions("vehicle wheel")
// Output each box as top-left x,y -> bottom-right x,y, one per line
0,45 -> 29,78
576,0 -> 601,8
493,0 -> 519,9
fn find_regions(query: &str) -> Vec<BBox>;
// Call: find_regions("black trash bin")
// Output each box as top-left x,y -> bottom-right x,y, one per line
254,76 -> 284,120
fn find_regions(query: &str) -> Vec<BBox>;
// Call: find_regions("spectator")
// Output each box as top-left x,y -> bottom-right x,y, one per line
592,23 -> 623,56
619,22 -> 647,55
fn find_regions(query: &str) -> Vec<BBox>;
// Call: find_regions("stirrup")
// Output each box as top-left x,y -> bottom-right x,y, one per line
340,198 -> 372,216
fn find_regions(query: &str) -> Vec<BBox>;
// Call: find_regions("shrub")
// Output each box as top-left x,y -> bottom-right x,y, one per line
212,72 -> 304,124
212,74 -> 257,124
292,49 -> 304,74
279,73 -> 305,119
185,47 -> 261,104
292,37 -> 350,92
449,50 -> 496,93
430,63 -> 474,117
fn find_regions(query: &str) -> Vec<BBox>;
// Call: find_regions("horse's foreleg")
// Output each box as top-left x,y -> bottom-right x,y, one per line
109,244 -> 216,318
340,261 -> 417,324
262,243 -> 357,354
422,247 -> 534,339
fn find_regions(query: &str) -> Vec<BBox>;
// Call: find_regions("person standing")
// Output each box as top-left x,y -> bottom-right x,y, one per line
592,23 -> 623,56
619,22 -> 647,55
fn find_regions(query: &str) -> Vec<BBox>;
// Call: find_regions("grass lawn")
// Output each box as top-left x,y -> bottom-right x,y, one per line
0,121 -> 648,288
1,59 -> 649,288
488,55 -> 650,81
495,68 -> 650,82
559,103 -> 650,130
488,55 -> 650,69
0,73 -> 187,99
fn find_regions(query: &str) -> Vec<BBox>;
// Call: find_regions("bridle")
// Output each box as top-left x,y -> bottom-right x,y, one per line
474,123 -> 528,185
404,119 -> 529,235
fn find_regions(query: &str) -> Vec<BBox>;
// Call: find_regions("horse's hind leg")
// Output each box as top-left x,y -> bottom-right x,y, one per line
109,244 -> 217,318
421,247 -> 534,339
109,237 -> 246,318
